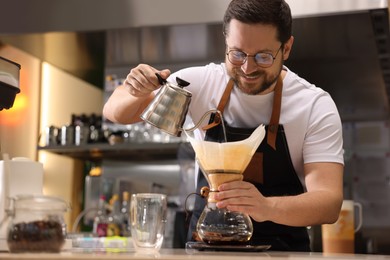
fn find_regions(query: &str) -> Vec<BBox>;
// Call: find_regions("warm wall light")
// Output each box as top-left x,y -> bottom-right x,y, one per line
39,63 -> 51,134
0,93 -> 28,126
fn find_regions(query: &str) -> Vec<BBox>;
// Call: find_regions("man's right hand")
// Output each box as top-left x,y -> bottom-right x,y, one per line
124,64 -> 171,98
103,64 -> 171,124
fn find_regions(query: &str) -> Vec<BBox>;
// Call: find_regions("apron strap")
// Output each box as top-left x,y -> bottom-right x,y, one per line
202,78 -> 235,131
202,76 -> 283,151
267,76 -> 283,150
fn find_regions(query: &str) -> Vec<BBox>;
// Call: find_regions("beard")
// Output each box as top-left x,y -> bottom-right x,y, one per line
229,63 -> 283,95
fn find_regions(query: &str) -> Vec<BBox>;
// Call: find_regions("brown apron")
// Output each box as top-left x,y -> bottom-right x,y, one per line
187,77 -> 311,251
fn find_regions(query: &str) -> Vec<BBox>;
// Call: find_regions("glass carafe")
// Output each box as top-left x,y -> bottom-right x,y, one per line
185,123 -> 265,245
196,167 -> 253,244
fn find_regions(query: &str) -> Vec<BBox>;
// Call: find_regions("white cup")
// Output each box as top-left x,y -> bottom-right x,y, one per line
130,193 -> 167,252
322,200 -> 363,254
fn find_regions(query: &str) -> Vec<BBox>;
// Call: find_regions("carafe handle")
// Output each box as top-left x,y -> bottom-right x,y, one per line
354,202 -> 363,232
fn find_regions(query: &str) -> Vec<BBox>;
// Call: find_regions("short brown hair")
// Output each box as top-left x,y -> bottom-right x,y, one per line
223,0 -> 292,44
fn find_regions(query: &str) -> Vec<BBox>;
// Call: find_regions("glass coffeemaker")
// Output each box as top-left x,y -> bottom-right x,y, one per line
185,123 -> 265,245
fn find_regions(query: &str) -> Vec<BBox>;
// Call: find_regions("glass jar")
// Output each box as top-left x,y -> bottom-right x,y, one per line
6,195 -> 68,253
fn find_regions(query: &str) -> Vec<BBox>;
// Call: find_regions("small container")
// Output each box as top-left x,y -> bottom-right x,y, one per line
6,195 -> 68,253
44,126 -> 59,146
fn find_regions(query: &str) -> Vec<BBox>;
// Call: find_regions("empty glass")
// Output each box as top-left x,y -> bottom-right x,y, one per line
130,193 -> 167,252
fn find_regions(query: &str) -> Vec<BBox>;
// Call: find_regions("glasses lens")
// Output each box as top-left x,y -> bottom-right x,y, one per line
228,50 -> 246,65
255,53 -> 273,66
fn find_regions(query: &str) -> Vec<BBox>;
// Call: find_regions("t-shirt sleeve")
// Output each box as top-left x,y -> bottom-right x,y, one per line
303,93 -> 344,165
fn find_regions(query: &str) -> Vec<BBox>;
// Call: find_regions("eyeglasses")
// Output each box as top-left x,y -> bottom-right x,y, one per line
226,45 -> 283,68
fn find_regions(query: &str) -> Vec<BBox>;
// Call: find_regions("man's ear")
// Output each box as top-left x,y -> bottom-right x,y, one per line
282,36 -> 294,61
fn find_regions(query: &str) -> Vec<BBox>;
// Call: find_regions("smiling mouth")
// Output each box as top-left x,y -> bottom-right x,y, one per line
243,75 -> 259,80
240,73 -> 262,82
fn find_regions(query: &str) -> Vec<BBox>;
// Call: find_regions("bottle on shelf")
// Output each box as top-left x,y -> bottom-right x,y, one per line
120,191 -> 131,237
92,195 -> 108,237
107,194 -> 122,237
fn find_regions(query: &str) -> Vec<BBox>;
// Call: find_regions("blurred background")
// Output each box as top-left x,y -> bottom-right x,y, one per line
0,0 -> 389,253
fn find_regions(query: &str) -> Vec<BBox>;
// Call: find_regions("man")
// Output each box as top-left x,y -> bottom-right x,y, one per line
103,0 -> 344,251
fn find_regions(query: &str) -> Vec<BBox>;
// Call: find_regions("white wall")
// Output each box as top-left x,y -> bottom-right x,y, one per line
38,62 -> 103,229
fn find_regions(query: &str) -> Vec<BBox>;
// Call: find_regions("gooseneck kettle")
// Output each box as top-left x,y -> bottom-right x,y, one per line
141,73 -> 224,137
140,73 -> 192,136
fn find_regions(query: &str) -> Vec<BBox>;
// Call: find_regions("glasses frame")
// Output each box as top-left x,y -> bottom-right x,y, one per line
226,44 -> 283,68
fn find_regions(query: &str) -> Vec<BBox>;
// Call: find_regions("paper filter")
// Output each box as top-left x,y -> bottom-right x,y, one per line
185,124 -> 265,174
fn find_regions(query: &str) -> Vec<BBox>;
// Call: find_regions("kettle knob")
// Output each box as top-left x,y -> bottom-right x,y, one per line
155,73 -> 190,88
176,77 -> 190,88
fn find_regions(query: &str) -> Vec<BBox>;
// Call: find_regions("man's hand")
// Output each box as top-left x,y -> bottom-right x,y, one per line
214,180 -> 272,222
124,64 -> 171,97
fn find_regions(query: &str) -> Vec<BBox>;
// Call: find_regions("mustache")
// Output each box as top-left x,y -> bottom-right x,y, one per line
236,70 -> 264,78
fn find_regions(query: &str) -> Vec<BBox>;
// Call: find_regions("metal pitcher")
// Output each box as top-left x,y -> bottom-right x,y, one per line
140,73 -> 192,136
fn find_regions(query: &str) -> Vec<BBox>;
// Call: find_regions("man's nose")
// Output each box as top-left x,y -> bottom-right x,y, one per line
240,57 -> 258,74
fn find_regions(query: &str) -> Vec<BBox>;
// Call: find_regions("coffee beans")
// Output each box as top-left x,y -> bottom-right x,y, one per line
7,220 -> 65,252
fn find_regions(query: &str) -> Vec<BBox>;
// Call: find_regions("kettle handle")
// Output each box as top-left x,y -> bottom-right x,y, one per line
155,73 -> 167,85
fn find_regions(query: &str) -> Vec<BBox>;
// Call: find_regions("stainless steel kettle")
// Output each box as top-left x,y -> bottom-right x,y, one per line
140,73 -> 192,136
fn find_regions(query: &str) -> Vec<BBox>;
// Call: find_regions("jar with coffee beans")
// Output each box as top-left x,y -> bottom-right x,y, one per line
6,195 -> 68,253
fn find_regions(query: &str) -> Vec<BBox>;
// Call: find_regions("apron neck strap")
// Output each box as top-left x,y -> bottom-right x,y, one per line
267,76 -> 283,150
202,78 -> 234,131
202,76 -> 283,150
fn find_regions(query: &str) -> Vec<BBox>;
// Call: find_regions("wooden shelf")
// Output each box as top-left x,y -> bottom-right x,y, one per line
38,142 -> 186,162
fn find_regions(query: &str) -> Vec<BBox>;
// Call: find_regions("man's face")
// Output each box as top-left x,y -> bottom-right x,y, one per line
225,19 -> 292,95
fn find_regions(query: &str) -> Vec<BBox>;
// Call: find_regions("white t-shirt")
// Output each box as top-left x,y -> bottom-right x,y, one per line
169,63 -> 344,181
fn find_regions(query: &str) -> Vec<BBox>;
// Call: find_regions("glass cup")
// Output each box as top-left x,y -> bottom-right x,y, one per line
130,193 -> 167,252
321,200 -> 363,254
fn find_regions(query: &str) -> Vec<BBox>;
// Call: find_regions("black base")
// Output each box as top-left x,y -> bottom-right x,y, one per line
185,241 -> 271,252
